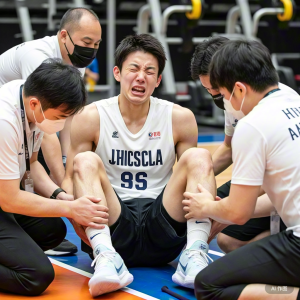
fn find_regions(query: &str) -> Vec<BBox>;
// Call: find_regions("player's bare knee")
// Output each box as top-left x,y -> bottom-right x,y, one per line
73,151 -> 104,177
181,148 -> 213,173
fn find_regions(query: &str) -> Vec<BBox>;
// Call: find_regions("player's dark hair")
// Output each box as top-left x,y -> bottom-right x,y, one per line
24,58 -> 86,115
114,34 -> 166,77
190,36 -> 229,80
209,40 -> 279,92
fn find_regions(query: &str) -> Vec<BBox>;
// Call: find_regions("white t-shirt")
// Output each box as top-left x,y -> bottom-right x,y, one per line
0,35 -> 85,86
231,88 -> 300,237
0,80 -> 43,181
224,83 -> 299,136
94,96 -> 175,200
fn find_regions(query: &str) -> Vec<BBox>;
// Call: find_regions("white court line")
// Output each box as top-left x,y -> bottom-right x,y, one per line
208,250 -> 225,257
49,258 -> 159,300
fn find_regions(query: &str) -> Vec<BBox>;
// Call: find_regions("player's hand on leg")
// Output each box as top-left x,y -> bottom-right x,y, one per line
70,196 -> 109,228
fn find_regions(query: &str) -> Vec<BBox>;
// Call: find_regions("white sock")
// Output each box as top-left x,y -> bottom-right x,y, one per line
187,218 -> 211,248
85,225 -> 115,257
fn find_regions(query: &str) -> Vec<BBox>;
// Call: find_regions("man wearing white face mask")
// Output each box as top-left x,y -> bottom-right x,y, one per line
191,36 -> 298,253
0,59 -> 108,296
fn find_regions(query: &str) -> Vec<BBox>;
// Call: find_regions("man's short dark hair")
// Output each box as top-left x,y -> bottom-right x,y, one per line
190,36 -> 229,80
209,40 -> 279,92
24,58 -> 86,115
59,7 -> 99,34
114,34 -> 166,77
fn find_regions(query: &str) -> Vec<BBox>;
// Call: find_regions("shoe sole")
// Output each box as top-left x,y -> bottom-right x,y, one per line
44,249 -> 78,256
89,271 -> 133,297
172,271 -> 195,289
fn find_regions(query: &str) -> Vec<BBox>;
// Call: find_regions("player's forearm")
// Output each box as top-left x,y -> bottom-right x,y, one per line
212,143 -> 232,176
1,189 -> 71,218
41,134 -> 65,186
30,160 -> 59,197
252,193 -> 274,218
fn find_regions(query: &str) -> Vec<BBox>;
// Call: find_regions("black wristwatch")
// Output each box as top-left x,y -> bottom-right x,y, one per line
50,188 -> 66,199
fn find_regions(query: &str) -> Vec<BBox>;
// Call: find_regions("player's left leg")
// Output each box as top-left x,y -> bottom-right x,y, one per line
163,147 -> 216,288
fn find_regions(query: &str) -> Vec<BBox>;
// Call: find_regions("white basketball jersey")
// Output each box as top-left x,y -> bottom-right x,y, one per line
94,96 -> 175,201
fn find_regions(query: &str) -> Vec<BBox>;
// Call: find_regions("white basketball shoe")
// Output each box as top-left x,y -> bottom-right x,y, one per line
88,245 -> 133,297
172,240 -> 213,289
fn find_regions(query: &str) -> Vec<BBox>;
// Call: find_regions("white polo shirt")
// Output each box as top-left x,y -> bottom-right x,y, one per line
0,35 -> 84,86
231,88 -> 300,236
224,83 -> 299,136
0,80 -> 43,181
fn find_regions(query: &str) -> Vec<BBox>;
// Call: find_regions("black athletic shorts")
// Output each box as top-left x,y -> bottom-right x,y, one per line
82,189 -> 187,267
218,180 -> 286,241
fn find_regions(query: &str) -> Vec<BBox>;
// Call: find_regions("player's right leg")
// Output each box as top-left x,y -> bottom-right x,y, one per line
72,151 -> 133,297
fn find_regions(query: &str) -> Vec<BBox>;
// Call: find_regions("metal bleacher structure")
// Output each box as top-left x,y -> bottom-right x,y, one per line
0,0 -> 299,125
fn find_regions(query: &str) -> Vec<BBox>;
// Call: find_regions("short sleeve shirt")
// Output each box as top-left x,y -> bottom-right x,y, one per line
231,88 -> 300,237
0,80 -> 43,181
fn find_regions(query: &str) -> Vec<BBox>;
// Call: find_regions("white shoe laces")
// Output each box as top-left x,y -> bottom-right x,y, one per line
91,251 -> 116,269
187,249 -> 213,267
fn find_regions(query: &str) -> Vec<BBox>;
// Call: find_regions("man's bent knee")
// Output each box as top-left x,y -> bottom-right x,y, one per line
17,260 -> 54,296
73,151 -> 104,177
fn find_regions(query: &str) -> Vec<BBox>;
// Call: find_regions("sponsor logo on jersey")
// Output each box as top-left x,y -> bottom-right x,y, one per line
149,131 -> 161,140
112,131 -> 119,138
109,149 -> 163,166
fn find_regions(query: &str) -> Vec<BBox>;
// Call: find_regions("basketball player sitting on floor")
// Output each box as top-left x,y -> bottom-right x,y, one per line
62,34 -> 216,296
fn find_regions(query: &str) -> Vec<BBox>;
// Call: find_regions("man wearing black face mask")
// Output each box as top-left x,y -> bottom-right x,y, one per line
190,36 -> 299,253
0,7 -> 102,255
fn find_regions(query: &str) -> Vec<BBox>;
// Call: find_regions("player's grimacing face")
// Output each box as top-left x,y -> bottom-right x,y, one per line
115,51 -> 162,105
